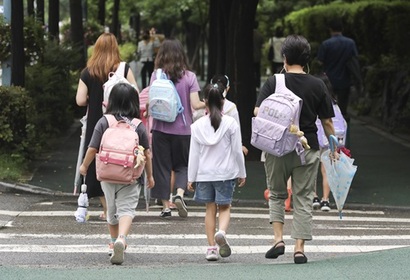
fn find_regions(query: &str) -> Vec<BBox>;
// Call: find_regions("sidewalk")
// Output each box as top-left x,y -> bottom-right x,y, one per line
0,112 -> 405,210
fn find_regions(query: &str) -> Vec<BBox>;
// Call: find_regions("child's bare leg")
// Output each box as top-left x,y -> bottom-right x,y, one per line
205,202 -> 217,246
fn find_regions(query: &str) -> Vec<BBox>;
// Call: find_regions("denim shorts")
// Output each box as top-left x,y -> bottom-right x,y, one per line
194,179 -> 236,205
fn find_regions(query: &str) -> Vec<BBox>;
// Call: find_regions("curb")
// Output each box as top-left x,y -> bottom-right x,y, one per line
0,181 -> 73,197
2,181 -> 410,212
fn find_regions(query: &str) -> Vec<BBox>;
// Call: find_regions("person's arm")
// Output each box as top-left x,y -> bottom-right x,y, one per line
76,79 -> 88,106
190,92 -> 205,110
79,147 -> 98,176
187,132 -> 200,189
232,124 -> 246,187
320,118 -> 339,159
321,118 -> 335,139
144,148 -> 155,189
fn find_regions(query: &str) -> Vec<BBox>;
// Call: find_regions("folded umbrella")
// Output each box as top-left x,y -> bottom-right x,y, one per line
321,135 -> 358,219
74,181 -> 89,223
74,115 -> 87,195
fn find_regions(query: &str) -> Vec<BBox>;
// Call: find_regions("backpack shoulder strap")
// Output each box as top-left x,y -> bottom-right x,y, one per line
104,114 -> 117,127
156,68 -> 168,80
274,73 -> 287,93
131,118 -> 142,128
115,62 -> 126,77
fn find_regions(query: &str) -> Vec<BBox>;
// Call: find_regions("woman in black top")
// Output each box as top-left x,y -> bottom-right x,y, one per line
76,33 -> 139,220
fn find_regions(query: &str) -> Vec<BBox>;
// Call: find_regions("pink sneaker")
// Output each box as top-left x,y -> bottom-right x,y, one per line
206,247 -> 218,261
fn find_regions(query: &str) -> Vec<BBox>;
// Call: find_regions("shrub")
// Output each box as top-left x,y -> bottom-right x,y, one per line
0,86 -> 39,158
25,41 -> 80,145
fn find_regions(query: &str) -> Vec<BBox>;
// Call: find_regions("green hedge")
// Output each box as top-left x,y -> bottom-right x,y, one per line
0,86 -> 39,158
284,1 -> 410,132
285,1 -> 410,62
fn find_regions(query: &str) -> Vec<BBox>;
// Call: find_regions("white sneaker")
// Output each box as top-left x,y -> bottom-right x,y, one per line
173,195 -> 188,218
110,239 -> 125,265
205,247 -> 219,261
214,231 -> 231,258
320,200 -> 331,211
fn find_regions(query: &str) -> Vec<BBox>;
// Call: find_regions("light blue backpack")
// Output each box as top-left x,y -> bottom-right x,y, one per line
148,69 -> 185,124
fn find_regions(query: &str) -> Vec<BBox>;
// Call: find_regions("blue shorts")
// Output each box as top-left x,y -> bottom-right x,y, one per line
194,179 -> 236,205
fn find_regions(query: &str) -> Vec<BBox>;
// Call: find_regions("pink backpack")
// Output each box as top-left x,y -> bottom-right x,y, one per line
95,115 -> 144,184
251,74 -> 305,159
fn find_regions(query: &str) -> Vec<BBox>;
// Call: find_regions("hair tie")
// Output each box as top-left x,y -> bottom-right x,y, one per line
213,83 -> 218,88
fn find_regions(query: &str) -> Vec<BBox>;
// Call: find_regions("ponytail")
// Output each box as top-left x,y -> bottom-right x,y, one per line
203,83 -> 224,131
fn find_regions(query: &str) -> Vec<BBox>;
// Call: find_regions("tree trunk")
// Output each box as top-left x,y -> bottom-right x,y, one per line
207,0 -> 259,159
69,0 -> 86,70
48,0 -> 59,42
36,0 -> 45,25
226,0 -> 259,160
11,0 -> 25,87
111,0 -> 120,40
207,0 -> 230,81
98,0 -> 106,26
27,0 -> 34,16
182,10 -> 201,73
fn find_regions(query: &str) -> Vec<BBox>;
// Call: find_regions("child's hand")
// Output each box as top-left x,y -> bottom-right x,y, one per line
187,182 -> 195,192
79,164 -> 88,176
238,178 -> 246,187
242,146 -> 249,156
147,176 -> 155,189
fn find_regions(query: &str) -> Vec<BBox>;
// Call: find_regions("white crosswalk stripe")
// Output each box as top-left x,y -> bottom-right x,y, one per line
1,208 -> 410,258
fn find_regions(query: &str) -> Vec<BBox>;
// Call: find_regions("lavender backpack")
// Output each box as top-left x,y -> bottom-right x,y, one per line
316,103 -> 347,148
251,74 -> 304,159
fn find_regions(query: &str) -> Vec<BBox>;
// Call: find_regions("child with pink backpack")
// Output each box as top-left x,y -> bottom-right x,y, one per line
79,83 -> 154,265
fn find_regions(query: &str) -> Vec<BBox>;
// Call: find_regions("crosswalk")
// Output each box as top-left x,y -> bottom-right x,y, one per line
1,206 -> 410,259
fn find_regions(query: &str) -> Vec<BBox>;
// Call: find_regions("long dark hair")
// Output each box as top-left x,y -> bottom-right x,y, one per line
154,38 -> 190,83
203,83 -> 224,131
106,83 -> 140,119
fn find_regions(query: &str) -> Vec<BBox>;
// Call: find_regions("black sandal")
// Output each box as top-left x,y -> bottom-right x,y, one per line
265,241 -> 285,259
294,251 -> 308,264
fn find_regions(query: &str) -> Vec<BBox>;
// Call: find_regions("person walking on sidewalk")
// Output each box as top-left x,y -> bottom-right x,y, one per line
148,38 -> 205,218
254,35 -> 337,264
188,83 -> 246,261
137,29 -> 160,89
79,83 -> 154,265
76,32 -> 139,220
317,18 -> 359,148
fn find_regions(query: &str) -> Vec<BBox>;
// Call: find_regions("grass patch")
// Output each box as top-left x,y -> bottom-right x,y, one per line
0,153 -> 28,182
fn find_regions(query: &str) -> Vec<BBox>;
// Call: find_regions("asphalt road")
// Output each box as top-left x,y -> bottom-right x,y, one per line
1,189 -> 410,280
